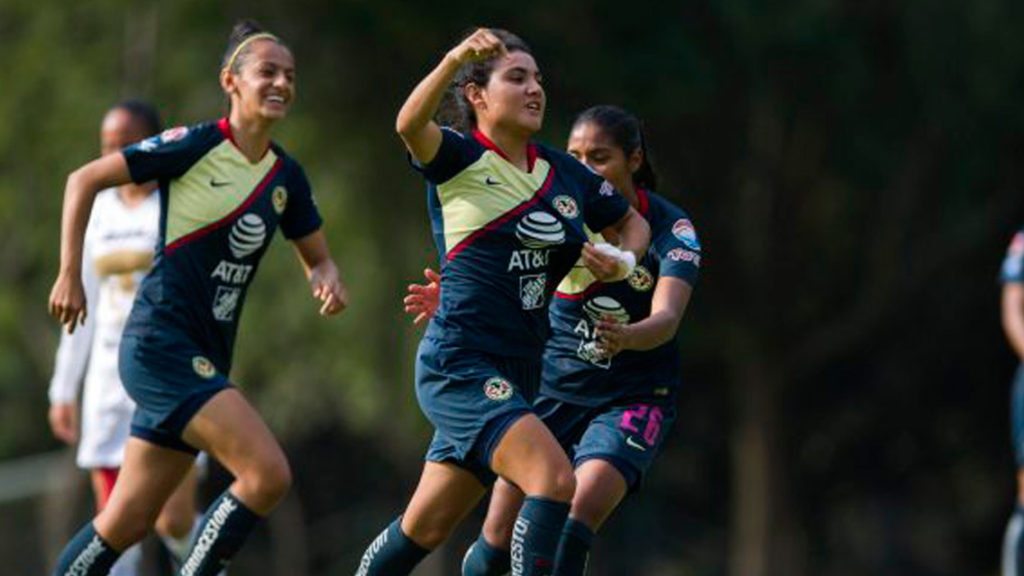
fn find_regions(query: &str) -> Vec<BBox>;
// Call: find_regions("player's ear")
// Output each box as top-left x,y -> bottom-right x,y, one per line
464,83 -> 486,113
220,68 -> 237,97
627,147 -> 643,174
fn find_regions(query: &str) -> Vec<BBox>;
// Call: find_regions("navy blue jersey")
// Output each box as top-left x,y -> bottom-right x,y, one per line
1002,229 -> 1024,284
122,119 -> 322,373
541,190 -> 700,406
416,128 -> 630,360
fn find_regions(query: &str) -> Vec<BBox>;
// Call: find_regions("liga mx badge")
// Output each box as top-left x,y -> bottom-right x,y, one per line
552,195 -> 579,219
483,377 -> 514,401
192,356 -> 216,379
212,286 -> 241,321
272,186 -> 288,214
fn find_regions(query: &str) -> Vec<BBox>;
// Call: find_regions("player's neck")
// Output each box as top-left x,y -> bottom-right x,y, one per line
479,126 -> 531,172
227,114 -> 273,163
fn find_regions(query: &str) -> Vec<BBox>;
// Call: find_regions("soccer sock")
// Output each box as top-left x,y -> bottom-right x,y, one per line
553,518 -> 594,576
510,497 -> 570,576
51,522 -> 121,576
1004,504 -> 1024,576
462,533 -> 511,576
355,517 -> 430,576
178,490 -> 261,576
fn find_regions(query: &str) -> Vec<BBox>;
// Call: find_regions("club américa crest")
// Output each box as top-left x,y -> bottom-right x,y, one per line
192,356 -> 216,379
272,186 -> 288,214
627,265 -> 654,292
552,195 -> 579,219
483,377 -> 514,401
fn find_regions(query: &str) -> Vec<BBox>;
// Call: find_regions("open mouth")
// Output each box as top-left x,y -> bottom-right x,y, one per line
265,94 -> 287,106
525,101 -> 542,113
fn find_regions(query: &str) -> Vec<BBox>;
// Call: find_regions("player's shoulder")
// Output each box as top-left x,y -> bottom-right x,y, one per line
134,120 -> 221,154
646,191 -> 692,224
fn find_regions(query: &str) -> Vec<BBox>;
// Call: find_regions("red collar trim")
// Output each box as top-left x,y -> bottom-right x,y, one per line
217,117 -> 272,162
637,188 -> 650,217
472,130 -> 538,172
217,117 -> 236,145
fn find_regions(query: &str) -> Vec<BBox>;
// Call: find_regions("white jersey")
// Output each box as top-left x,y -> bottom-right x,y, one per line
49,188 -> 160,469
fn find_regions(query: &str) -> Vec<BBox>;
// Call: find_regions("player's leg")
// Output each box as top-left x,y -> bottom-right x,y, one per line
462,478 -> 523,576
356,461 -> 487,575
552,459 -> 627,576
174,387 -> 290,576
51,438 -> 194,576
552,402 -> 673,576
154,464 -> 199,566
89,468 -> 144,576
490,414 -> 576,576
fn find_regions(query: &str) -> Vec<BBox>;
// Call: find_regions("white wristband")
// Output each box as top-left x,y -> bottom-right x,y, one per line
593,243 -> 636,280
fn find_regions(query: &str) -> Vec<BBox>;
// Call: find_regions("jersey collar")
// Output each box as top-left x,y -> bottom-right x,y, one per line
636,188 -> 650,218
217,117 -> 273,163
472,130 -> 538,173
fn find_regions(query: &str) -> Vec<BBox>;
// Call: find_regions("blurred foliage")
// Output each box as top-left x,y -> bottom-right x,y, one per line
3,0 -> 1024,574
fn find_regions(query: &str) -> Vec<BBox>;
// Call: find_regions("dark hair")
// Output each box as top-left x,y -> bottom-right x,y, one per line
221,19 -> 284,74
110,99 -> 162,138
440,29 -> 533,132
572,105 -> 658,191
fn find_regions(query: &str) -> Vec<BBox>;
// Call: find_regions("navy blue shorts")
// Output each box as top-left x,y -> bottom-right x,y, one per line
535,395 -> 676,490
417,337 -> 539,486
119,333 -> 230,454
1012,365 -> 1024,467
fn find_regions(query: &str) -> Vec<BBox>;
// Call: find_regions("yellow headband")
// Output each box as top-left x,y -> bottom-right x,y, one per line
223,32 -> 280,73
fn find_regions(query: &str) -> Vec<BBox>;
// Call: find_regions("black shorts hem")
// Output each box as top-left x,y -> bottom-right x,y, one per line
130,425 -> 200,455
574,452 -> 642,492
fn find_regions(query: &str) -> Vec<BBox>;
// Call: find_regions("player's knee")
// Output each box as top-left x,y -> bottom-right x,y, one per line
548,467 -> 577,503
239,454 -> 292,510
404,512 -> 458,550
482,519 -> 514,549
97,505 -> 153,548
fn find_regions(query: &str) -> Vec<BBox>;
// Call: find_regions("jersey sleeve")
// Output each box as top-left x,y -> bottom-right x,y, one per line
409,128 -> 481,184
574,161 -> 630,232
654,207 -> 702,285
122,124 -> 215,184
48,220 -> 100,404
279,160 -> 323,240
1002,231 -> 1024,284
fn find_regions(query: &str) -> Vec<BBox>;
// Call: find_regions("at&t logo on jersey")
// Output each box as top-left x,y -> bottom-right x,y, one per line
575,296 -> 630,368
552,195 -> 579,219
516,211 -> 565,248
509,211 -> 563,272
483,376 -> 514,401
672,218 -> 701,250
229,213 -> 267,259
627,265 -> 654,292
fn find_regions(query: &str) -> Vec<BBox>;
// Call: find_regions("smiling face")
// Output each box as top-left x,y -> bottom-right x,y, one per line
467,51 -> 545,137
221,39 -> 295,123
567,120 -> 642,195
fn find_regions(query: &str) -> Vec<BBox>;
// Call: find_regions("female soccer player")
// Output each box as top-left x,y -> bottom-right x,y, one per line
47,20 -> 348,576
406,105 -> 700,575
47,100 -> 202,575
1001,229 -> 1024,574
353,29 -> 650,576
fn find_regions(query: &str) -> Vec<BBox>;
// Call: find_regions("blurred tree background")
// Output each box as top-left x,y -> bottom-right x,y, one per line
1,0 -> 1023,574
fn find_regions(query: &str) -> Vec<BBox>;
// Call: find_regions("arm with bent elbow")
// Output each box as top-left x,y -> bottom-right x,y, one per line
595,276 -> 693,356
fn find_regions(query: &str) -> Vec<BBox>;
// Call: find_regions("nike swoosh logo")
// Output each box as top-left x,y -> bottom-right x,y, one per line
485,176 -> 502,186
210,179 -> 231,187
625,436 -> 647,451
